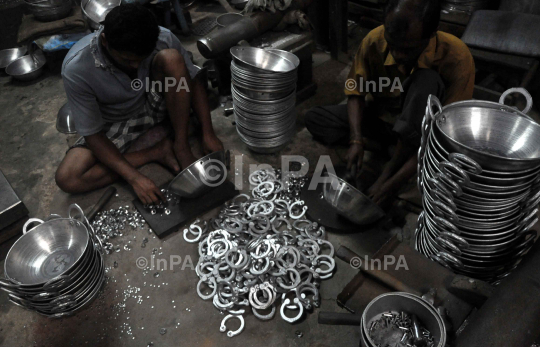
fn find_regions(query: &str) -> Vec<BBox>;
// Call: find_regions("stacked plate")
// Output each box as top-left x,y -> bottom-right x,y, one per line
230,46 -> 299,153
416,88 -> 540,284
0,204 -> 105,318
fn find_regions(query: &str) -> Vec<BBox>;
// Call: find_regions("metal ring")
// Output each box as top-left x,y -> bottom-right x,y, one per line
499,87 -> 533,114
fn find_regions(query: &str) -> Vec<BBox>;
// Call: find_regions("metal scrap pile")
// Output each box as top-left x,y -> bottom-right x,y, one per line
182,168 -> 335,337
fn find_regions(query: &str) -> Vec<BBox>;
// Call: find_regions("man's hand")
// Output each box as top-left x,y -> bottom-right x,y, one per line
346,142 -> 364,173
203,133 -> 224,154
368,180 -> 398,209
129,173 -> 164,205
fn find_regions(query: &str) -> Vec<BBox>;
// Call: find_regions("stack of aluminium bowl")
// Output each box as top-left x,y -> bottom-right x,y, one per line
230,46 -> 299,153
0,204 -> 105,318
416,88 -> 540,284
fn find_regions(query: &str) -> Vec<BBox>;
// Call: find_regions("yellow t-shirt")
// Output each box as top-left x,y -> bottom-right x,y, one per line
345,25 -> 475,106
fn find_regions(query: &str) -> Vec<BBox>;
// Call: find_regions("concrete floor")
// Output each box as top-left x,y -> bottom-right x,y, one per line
0,23 -> 413,347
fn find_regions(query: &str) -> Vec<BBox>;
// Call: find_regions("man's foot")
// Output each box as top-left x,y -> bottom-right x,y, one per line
202,133 -> 224,155
173,142 -> 197,170
156,138 -> 181,173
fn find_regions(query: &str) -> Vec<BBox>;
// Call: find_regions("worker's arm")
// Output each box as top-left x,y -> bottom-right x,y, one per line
368,139 -> 417,207
346,95 -> 366,171
190,74 -> 224,154
85,133 -> 164,204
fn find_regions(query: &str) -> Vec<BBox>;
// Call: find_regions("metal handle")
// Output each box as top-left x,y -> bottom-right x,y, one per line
449,153 -> 483,175
439,161 -> 471,187
432,215 -> 461,234
430,254 -> 451,269
432,189 -> 457,211
435,237 -> 462,255
517,207 -> 539,231
68,203 -> 85,222
434,172 -> 463,197
431,200 -> 459,223
43,275 -> 70,291
428,94 -> 443,120
514,229 -> 537,250
439,232 -> 469,250
499,87 -> 533,114
438,251 -> 464,269
22,218 -> 44,234
0,278 -> 21,289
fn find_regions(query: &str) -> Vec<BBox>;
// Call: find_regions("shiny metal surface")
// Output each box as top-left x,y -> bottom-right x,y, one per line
435,103 -> 540,171
416,90 -> 540,283
362,292 -> 446,347
168,151 -> 228,198
230,48 -> 298,152
0,47 -> 27,69
266,49 -> 300,69
25,0 -> 72,22
4,218 -> 89,286
230,46 -> 296,73
216,13 -> 243,27
1,205 -> 106,318
81,0 -> 121,30
56,103 -> 77,134
5,51 -> 46,81
322,173 -> 384,225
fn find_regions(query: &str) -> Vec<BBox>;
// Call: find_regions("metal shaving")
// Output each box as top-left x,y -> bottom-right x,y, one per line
369,311 -> 435,347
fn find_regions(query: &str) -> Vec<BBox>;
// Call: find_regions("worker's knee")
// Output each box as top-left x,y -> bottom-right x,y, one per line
153,49 -> 187,78
55,165 -> 79,194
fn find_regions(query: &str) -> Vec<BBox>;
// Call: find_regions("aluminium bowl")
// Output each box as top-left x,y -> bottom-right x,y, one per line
322,173 -> 384,225
168,151 -> 228,198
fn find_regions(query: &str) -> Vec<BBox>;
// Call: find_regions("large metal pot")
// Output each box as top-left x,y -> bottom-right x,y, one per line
322,173 -> 385,225
433,88 -> 540,171
168,151 -> 229,198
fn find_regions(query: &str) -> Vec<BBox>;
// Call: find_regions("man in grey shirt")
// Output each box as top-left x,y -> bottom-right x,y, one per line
55,4 -> 223,204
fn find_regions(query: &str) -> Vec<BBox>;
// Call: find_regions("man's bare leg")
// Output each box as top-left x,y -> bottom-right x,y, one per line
56,137 -> 178,194
151,49 -> 197,169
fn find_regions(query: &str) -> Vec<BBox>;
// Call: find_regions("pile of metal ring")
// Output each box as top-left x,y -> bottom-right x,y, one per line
416,88 -> 540,284
230,46 -> 299,153
0,204 -> 105,317
183,168 -> 335,337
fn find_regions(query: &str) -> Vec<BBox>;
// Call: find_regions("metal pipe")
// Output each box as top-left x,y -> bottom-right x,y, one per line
197,0 -> 313,59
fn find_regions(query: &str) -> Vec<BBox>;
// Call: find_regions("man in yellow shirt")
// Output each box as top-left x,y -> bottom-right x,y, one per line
305,0 -> 475,208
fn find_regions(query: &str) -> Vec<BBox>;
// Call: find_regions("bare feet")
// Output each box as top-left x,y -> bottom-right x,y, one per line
173,142 -> 197,170
202,133 -> 224,155
156,138 -> 181,173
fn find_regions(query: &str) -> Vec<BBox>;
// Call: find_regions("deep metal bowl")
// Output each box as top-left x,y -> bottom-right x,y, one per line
56,102 -> 77,134
168,151 -> 228,198
230,46 -> 297,73
5,51 -> 46,81
81,0 -> 121,30
265,49 -> 300,69
434,101 -> 540,171
362,292 -> 446,347
4,217 -> 89,286
25,0 -> 72,22
322,173 -> 384,225
0,47 -> 27,69
216,13 -> 243,27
